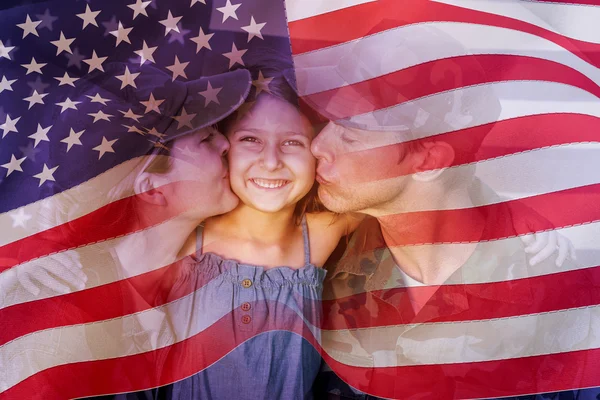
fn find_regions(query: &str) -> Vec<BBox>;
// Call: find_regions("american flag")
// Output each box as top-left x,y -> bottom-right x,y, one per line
286,0 -> 600,398
0,0 -> 299,398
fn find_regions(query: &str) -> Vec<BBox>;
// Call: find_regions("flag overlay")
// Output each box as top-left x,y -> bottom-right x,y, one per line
1,0 -> 600,399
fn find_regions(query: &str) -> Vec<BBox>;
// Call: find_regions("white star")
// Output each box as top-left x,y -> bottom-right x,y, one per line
191,0 -> 206,6
56,98 -> 81,113
198,81 -> 222,106
109,22 -> 133,47
115,66 -> 139,89
83,50 -> 108,73
60,128 -> 85,152
50,31 -> 75,55
190,27 -> 213,53
76,5 -> 101,29
172,107 -> 196,129
128,0 -> 152,19
122,124 -> 146,135
10,208 -> 32,228
21,57 -> 47,75
253,71 -> 273,95
23,90 -> 48,109
119,108 -> 143,122
159,11 -> 182,36
222,43 -> 247,69
145,127 -> 166,139
166,55 -> 189,81
0,76 -> 17,93
88,110 -> 113,123
16,15 -> 41,38
93,137 -> 118,159
1,115 -> 20,138
134,40 -> 157,65
28,123 -> 52,147
86,93 -> 111,105
1,154 -> 26,177
241,16 -> 266,42
54,72 -> 79,87
33,164 -> 58,186
140,93 -> 164,114
0,40 -> 16,60
216,0 -> 241,22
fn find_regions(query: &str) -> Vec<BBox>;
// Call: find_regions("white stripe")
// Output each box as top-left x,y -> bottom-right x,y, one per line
323,304 -> 600,367
0,270 -> 321,391
432,0 -> 600,44
293,21 -> 600,96
0,156 -> 150,247
346,80 -> 600,137
284,0 -> 376,22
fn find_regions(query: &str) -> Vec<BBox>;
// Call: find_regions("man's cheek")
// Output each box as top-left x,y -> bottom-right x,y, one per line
337,147 -> 415,184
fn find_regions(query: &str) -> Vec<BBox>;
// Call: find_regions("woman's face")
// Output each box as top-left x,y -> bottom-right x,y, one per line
159,127 -> 239,219
227,94 -> 316,214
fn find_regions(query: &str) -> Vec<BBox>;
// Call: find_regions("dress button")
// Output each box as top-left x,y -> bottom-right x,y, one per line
241,279 -> 252,288
241,315 -> 252,324
241,302 -> 251,311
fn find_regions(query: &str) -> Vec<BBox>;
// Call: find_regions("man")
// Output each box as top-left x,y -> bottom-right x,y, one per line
294,24 -> 599,400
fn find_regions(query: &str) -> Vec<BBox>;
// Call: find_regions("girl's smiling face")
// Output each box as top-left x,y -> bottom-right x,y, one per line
226,94 -> 316,214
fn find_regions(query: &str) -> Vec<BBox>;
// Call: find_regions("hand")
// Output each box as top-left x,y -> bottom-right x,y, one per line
4,251 -> 87,296
521,231 -> 576,267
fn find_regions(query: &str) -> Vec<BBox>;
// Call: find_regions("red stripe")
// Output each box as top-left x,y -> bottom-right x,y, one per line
302,55 -> 600,121
289,0 -> 600,68
331,113 -> 600,184
323,347 -> 600,399
1,302 -> 320,399
0,180 -> 208,272
322,265 -> 600,329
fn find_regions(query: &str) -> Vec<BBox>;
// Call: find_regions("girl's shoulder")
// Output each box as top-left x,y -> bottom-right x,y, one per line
305,212 -> 365,266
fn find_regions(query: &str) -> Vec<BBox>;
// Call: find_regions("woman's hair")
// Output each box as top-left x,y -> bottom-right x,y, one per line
222,46 -> 327,224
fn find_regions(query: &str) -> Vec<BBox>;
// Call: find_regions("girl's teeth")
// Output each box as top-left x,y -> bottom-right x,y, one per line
252,179 -> 288,188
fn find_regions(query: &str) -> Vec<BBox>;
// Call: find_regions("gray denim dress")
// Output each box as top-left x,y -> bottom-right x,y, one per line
128,215 -> 327,400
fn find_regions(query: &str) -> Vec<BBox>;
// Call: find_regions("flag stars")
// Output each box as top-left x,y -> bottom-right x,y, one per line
190,0 -> 206,6
190,27 -> 213,53
253,71 -> 273,95
0,76 -> 17,93
119,108 -> 143,122
116,66 -> 140,89
216,0 -> 241,22
128,0 -> 152,19
1,154 -> 26,177
140,93 -> 164,113
135,41 -> 157,65
166,55 -> 189,81
109,22 -> 133,47
33,164 -> 58,186
50,32 -> 75,55
241,16 -> 266,42
0,40 -> 15,60
1,115 -> 21,138
56,98 -> 81,113
55,72 -> 79,87
159,11 -> 182,36
122,124 -> 146,135
76,5 -> 101,29
66,47 -> 86,69
21,57 -> 47,75
146,127 -> 166,139
222,43 -> 246,68
86,93 -> 111,105
88,110 -> 113,123
10,208 -> 32,228
198,82 -> 222,106
60,128 -> 85,152
35,9 -> 59,31
83,50 -> 108,73
93,137 -> 118,159
28,124 -> 52,147
16,15 -> 41,38
172,107 -> 196,129
23,90 -> 48,109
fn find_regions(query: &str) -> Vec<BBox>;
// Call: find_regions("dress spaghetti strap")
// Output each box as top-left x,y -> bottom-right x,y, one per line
195,224 -> 204,257
301,215 -> 311,265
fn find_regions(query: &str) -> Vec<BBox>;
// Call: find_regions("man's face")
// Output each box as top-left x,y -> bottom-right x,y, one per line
311,121 -> 415,215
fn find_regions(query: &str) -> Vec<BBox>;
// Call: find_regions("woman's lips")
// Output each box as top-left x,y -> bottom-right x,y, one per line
250,178 -> 291,190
